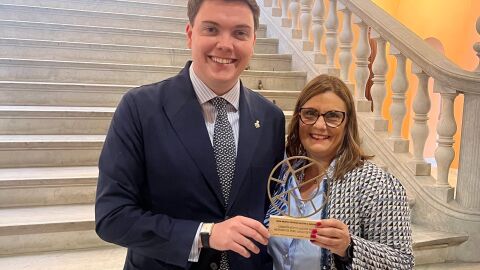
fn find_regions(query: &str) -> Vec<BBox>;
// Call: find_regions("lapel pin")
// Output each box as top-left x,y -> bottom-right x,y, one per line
254,120 -> 260,129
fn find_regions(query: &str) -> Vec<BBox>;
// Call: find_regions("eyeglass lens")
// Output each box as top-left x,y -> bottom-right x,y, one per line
300,108 -> 345,127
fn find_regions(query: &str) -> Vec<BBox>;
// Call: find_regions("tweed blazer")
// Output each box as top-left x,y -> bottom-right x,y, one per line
267,160 -> 414,269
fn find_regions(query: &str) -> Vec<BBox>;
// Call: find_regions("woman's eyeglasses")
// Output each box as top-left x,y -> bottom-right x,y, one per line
298,108 -> 346,128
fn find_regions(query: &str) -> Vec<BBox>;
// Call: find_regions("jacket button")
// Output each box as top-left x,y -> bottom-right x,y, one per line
210,262 -> 218,270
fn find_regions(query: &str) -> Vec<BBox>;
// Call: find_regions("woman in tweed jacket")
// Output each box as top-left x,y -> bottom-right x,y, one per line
266,74 -> 414,269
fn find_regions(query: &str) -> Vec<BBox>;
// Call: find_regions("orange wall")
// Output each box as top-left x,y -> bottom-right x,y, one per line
368,0 -> 478,168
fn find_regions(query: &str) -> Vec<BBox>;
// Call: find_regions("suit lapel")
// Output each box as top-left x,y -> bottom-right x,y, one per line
164,63 -> 225,206
226,86 -> 262,213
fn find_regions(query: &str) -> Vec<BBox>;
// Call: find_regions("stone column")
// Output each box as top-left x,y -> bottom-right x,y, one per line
456,93 -> 480,209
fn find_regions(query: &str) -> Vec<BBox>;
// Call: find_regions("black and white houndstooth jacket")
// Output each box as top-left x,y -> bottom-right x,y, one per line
266,160 -> 414,269
328,161 -> 414,269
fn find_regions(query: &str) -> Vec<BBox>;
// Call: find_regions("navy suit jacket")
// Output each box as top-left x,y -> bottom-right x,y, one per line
95,62 -> 285,270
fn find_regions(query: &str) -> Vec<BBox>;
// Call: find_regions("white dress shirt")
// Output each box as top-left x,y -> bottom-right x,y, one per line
188,63 -> 241,261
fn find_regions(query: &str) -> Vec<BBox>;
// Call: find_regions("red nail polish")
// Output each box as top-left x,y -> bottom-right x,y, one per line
311,229 -> 317,234
310,234 -> 316,239
316,221 -> 322,227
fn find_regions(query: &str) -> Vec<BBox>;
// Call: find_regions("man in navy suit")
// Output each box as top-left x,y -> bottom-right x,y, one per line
95,0 -> 285,269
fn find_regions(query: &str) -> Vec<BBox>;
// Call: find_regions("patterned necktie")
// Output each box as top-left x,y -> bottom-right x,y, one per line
211,97 -> 236,206
211,97 -> 236,270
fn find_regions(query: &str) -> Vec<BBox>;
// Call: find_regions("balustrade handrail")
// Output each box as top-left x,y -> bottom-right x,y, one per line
339,0 -> 480,94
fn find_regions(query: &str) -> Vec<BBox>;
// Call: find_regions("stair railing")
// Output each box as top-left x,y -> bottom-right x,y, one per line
260,0 -> 480,212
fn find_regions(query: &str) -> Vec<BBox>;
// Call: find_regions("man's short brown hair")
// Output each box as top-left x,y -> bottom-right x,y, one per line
188,0 -> 260,31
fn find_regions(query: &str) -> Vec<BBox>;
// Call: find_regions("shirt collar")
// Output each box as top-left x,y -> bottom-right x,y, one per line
189,63 -> 240,110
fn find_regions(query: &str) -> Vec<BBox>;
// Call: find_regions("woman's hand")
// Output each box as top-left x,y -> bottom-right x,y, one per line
309,218 -> 351,257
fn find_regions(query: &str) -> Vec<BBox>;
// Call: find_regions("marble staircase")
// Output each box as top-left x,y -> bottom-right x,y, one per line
0,0 -> 476,269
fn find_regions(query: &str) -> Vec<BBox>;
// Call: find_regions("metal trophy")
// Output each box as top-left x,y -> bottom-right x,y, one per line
267,156 -> 328,239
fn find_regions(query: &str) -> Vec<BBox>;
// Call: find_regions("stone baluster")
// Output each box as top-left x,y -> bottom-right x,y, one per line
431,82 -> 456,202
325,0 -> 338,68
338,3 -> 352,84
289,0 -> 301,38
281,0 -> 291,27
353,17 -> 371,112
409,63 -> 431,176
456,16 -> 480,209
475,17 -> 480,73
272,0 -> 282,17
312,0 -> 326,64
300,0 -> 313,50
264,0 -> 273,7
369,31 -> 388,131
388,46 -> 409,152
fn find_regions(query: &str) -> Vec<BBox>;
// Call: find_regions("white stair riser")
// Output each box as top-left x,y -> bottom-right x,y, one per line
0,247 -> 127,270
131,0 -> 187,5
0,40 -> 288,71
0,6 -> 187,32
263,93 -> 298,111
0,145 -> 102,168
4,0 -> 189,6
0,0 -> 188,17
0,229 -> 110,255
0,107 -> 293,135
0,185 -> 96,207
0,117 -> 112,135
0,23 -> 278,53
120,0 -> 187,5
0,61 -> 306,91
0,83 -> 128,107
0,21 -> 189,48
414,244 -> 451,265
0,7 -> 267,38
0,84 -> 298,109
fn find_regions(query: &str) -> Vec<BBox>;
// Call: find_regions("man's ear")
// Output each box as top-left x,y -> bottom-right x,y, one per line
186,23 -> 193,49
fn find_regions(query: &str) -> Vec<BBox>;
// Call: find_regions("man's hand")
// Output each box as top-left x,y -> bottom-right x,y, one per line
209,216 -> 270,258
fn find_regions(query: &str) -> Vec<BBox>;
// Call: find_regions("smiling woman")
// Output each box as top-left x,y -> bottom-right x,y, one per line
186,0 -> 257,95
266,74 -> 414,270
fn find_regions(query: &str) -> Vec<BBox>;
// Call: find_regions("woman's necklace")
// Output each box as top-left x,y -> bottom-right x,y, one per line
298,168 -> 320,198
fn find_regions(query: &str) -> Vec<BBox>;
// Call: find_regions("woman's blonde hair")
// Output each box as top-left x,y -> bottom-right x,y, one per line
286,74 -> 372,180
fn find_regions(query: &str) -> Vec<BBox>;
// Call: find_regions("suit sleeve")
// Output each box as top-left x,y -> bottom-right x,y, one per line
350,173 -> 414,269
265,108 -> 286,213
95,92 -> 200,268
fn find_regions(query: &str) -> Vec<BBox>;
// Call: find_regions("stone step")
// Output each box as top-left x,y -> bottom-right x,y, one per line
0,81 -> 130,107
0,20 -> 278,54
0,82 -> 299,110
0,135 -> 104,168
0,102 -> 297,136
0,204 -> 467,262
0,246 -> 127,270
0,204 -> 110,256
0,111 -> 291,205
0,0 -> 188,17
0,106 -> 114,135
0,166 -> 98,208
0,59 -> 306,91
0,38 -> 288,71
412,224 -> 469,265
0,114 -> 294,168
0,4 -> 267,37
3,248 -> 480,270
416,262 -> 480,269
136,0 -> 187,5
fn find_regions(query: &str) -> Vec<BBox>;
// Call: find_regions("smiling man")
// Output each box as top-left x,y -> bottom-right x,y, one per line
95,0 -> 285,269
